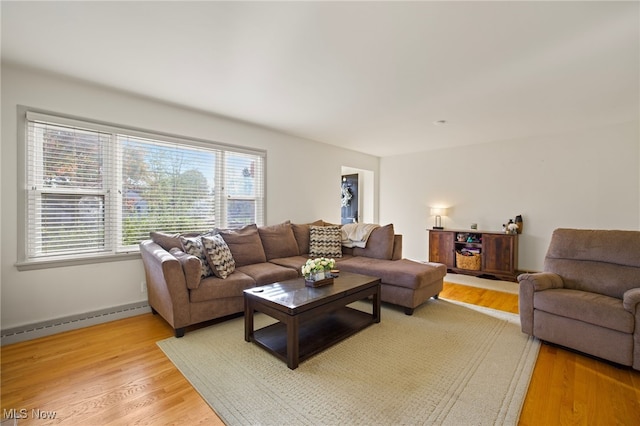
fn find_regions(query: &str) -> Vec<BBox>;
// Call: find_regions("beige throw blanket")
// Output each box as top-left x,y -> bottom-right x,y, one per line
341,223 -> 379,248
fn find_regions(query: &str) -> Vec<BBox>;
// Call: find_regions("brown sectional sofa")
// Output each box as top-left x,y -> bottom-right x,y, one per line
518,228 -> 640,370
140,221 -> 445,337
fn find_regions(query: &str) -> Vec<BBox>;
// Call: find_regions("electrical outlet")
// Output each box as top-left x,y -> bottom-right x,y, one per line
140,281 -> 146,293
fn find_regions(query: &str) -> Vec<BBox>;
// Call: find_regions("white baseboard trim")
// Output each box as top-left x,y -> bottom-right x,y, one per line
1,302 -> 151,346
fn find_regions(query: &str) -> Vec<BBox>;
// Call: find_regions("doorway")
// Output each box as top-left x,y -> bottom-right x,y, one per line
341,174 -> 358,224
340,166 -> 375,224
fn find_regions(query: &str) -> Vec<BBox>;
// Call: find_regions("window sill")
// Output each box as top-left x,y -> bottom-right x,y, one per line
15,252 -> 141,271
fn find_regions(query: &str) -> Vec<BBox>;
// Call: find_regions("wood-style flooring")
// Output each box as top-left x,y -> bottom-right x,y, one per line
1,282 -> 639,425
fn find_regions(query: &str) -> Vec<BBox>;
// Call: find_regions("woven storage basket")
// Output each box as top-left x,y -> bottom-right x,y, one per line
456,251 -> 481,271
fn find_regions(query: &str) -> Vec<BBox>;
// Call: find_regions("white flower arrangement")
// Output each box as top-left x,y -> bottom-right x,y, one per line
507,222 -> 519,233
301,257 -> 335,279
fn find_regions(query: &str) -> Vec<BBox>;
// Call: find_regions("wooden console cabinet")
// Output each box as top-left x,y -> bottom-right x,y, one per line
428,229 -> 519,282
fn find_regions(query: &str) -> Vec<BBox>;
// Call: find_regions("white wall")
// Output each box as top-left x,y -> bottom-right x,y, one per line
0,63 -> 379,329
3,62 -> 638,331
380,122 -> 640,271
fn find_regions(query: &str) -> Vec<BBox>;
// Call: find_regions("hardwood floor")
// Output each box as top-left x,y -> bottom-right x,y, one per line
1,282 -> 639,425
1,312 -> 222,425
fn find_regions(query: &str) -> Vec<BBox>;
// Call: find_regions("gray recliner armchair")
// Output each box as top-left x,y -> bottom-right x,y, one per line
518,228 -> 640,370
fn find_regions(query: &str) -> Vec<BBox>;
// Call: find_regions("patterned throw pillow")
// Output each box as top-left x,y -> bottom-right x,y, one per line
309,225 -> 342,258
179,235 -> 214,279
202,235 -> 236,279
292,220 -> 324,255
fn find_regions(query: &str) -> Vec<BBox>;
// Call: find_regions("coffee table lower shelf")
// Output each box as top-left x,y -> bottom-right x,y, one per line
251,306 -> 374,366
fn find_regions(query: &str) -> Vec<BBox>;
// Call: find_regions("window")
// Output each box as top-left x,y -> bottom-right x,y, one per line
19,108 -> 265,268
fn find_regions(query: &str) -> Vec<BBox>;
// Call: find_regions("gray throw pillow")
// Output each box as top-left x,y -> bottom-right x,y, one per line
179,235 -> 214,279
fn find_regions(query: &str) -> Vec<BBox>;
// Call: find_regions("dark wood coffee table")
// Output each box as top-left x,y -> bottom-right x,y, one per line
244,271 -> 381,369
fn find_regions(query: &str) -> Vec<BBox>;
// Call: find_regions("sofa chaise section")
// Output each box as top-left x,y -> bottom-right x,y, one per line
339,257 -> 445,315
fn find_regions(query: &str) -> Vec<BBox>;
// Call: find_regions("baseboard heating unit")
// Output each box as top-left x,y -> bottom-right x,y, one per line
1,302 -> 151,345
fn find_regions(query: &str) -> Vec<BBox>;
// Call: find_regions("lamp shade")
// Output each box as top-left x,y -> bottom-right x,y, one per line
430,207 -> 448,216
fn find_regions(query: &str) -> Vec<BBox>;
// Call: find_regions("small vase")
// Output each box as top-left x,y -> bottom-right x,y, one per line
312,271 -> 325,281
515,215 -> 523,234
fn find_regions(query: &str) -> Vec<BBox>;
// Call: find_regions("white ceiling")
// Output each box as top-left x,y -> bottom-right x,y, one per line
2,1 -> 638,157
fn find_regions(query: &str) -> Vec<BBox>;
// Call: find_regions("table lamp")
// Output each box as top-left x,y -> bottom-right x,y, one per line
430,207 -> 447,229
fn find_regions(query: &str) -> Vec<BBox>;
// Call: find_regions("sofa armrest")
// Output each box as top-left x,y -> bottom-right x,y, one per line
517,272 -> 564,335
169,248 -> 202,290
140,240 -> 191,329
623,287 -> 640,314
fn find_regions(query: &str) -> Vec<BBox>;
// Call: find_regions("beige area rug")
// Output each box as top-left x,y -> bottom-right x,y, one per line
157,299 -> 539,425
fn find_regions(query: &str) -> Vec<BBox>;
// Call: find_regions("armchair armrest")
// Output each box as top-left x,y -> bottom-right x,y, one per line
518,272 -> 564,291
623,287 -> 640,314
624,287 -> 640,370
517,272 -> 564,335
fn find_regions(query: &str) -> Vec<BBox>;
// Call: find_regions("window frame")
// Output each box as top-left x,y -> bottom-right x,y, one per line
16,106 -> 267,271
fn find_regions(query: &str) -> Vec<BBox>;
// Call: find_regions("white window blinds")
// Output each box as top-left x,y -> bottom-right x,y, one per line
23,110 -> 265,263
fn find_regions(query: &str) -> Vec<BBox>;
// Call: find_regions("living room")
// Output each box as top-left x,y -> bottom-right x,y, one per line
1,1 -> 639,424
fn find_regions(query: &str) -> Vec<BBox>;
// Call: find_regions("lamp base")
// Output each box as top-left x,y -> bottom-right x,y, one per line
433,226 -> 444,230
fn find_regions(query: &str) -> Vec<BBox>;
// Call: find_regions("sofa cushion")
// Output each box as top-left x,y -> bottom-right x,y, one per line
544,258 -> 640,300
236,263 -> 299,286
322,220 -> 341,226
309,225 -> 342,258
258,221 -> 300,260
151,231 -> 182,251
291,220 -> 323,255
190,271 -> 256,303
534,288 -> 634,334
202,234 -> 236,279
217,224 -> 267,267
179,235 -> 214,279
169,248 -> 202,289
152,230 -> 207,251
268,255 -> 310,275
352,223 -> 395,260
